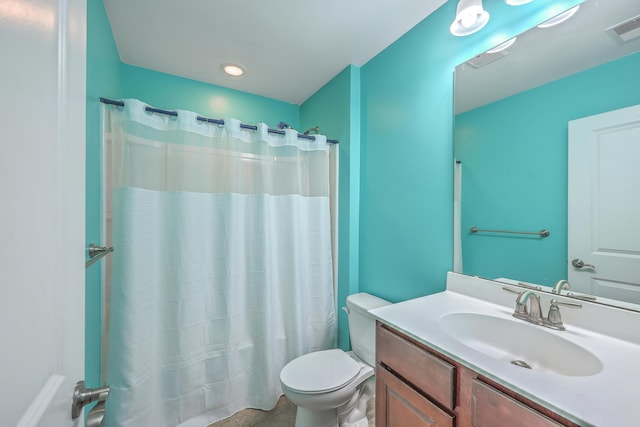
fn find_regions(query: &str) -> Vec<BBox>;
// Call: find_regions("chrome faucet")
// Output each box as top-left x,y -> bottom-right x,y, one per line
513,290 -> 544,324
503,287 -> 582,330
552,279 -> 570,294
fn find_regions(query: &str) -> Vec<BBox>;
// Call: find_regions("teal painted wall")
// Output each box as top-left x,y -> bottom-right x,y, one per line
359,0 -> 582,302
120,64 -> 299,129
300,65 -> 361,350
455,51 -> 640,286
86,0 -> 121,389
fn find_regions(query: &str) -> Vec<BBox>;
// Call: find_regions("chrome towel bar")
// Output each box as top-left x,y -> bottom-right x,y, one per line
470,227 -> 550,238
85,243 -> 114,268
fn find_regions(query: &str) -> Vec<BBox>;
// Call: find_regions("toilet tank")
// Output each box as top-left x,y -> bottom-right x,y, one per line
346,293 -> 392,366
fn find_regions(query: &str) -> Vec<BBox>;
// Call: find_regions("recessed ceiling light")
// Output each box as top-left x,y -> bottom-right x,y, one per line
222,63 -> 246,77
537,5 -> 580,28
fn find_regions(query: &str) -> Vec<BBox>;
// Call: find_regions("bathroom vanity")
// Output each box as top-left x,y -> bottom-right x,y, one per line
370,273 -> 640,427
376,323 -> 575,426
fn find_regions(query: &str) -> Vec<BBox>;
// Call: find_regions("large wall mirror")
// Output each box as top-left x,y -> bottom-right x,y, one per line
454,0 -> 640,309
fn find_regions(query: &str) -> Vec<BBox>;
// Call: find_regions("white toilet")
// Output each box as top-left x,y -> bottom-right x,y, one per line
280,293 -> 392,427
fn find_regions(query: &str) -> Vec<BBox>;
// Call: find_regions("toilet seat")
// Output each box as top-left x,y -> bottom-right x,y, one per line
280,349 -> 362,394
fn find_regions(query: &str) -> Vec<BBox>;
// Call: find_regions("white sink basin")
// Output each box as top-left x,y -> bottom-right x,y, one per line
439,312 -> 603,377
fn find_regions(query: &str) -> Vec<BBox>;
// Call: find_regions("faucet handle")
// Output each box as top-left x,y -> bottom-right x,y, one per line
503,287 -> 529,317
545,299 -> 582,331
554,300 -> 582,309
503,287 -> 526,306
514,301 -> 528,317
513,290 -> 543,323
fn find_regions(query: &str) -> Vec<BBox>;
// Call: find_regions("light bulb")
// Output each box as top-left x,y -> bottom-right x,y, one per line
460,12 -> 478,28
450,0 -> 490,37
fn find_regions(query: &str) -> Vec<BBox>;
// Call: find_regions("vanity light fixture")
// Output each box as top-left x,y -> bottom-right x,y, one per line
486,37 -> 517,53
537,5 -> 580,28
450,0 -> 490,37
222,63 -> 246,77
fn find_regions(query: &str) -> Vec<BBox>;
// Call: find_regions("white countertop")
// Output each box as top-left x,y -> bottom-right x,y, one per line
369,272 -> 640,427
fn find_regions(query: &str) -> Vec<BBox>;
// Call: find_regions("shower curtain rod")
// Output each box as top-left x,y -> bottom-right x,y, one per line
100,97 -> 339,144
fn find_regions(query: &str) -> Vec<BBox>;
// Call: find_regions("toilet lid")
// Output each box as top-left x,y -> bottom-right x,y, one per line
280,349 -> 361,393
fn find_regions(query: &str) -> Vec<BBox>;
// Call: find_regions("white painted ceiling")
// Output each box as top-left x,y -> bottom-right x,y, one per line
455,0 -> 640,114
103,0 -> 447,105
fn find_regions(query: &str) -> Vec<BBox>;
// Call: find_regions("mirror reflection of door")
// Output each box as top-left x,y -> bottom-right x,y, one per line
568,104 -> 640,303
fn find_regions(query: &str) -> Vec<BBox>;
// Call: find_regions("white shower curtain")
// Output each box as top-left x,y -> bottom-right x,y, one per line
104,99 -> 337,427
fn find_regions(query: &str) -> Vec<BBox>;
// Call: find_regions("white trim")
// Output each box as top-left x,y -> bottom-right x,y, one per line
100,105 -> 109,384
330,145 -> 340,317
16,375 -> 66,427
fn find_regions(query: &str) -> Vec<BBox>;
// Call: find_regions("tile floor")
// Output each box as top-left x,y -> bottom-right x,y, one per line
208,395 -> 376,427
208,396 -> 296,427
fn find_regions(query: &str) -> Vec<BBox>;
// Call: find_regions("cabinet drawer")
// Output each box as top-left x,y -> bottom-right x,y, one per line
472,379 -> 564,427
377,324 -> 456,410
377,364 -> 454,427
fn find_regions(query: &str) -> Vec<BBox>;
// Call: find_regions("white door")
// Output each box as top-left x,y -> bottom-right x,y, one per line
0,0 -> 86,426
568,104 -> 640,303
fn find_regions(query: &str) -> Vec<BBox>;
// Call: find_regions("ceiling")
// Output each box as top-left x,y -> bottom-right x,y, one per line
103,0 -> 447,105
455,0 -> 640,114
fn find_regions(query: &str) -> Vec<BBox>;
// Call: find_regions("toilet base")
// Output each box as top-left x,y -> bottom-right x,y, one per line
337,378 -> 373,427
295,407 -> 338,427
294,378 -> 374,427
340,419 -> 368,427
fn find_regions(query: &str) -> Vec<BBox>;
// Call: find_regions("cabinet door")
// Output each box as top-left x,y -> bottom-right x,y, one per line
376,365 -> 454,427
472,380 -> 565,427
377,324 -> 456,410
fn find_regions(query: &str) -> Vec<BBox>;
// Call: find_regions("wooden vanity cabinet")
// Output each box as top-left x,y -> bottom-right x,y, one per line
376,322 -> 579,427
471,379 -> 564,427
377,366 -> 454,427
376,323 -> 455,426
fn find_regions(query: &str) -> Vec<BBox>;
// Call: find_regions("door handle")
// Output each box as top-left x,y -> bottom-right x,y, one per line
71,380 -> 110,419
571,258 -> 596,270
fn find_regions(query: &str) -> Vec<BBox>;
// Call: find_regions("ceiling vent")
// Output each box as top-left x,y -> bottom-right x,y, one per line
466,50 -> 508,69
606,14 -> 640,44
